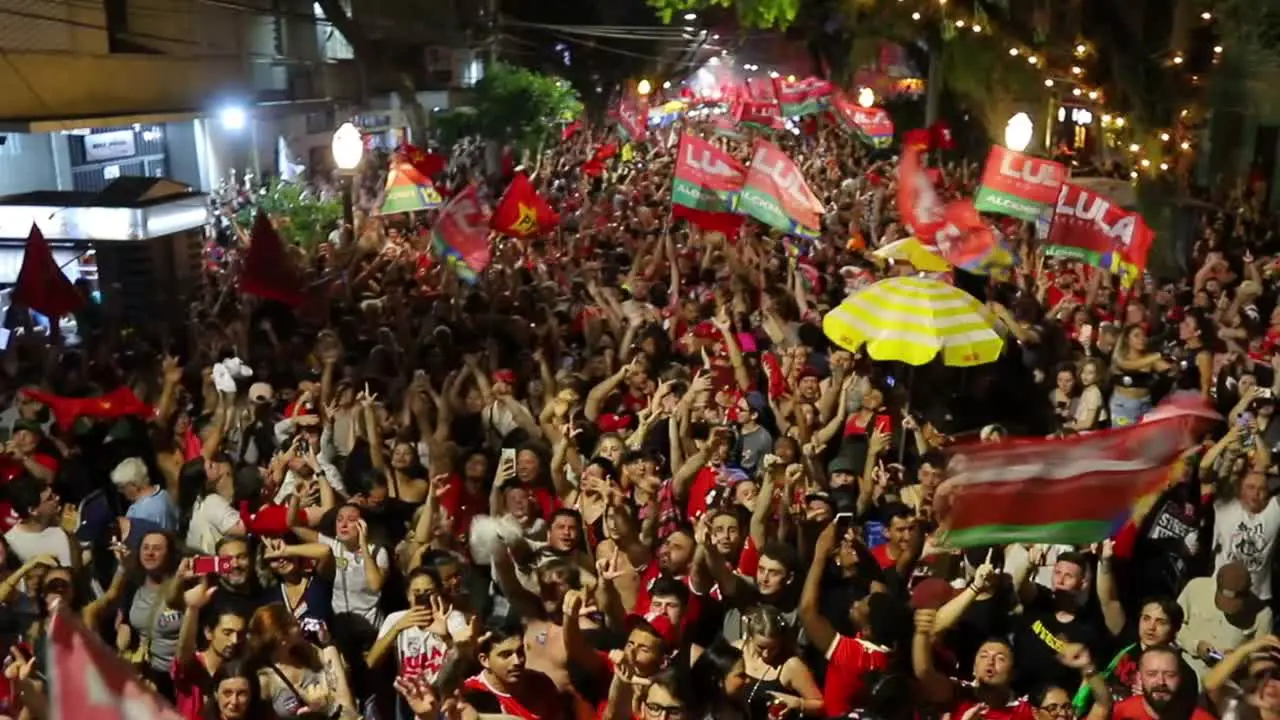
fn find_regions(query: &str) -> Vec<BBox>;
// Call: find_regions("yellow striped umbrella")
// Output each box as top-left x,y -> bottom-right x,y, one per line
822,276 -> 1003,367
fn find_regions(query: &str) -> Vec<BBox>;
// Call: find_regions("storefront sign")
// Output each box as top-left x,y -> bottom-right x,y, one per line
83,130 -> 137,162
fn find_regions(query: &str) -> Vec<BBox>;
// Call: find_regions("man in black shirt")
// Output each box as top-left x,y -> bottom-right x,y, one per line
1011,550 -> 1112,694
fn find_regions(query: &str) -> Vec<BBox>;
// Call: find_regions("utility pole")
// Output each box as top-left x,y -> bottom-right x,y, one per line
488,0 -> 499,67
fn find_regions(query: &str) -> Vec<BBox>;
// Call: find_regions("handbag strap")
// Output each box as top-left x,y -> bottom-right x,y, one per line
270,665 -> 308,704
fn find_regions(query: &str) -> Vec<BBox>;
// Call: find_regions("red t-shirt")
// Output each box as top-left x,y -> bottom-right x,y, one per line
823,635 -> 890,716
685,466 -> 724,520
871,543 -> 897,570
1111,696 -> 1216,720
439,474 -> 487,537
171,654 -> 213,720
948,689 -> 1034,720
462,672 -> 563,720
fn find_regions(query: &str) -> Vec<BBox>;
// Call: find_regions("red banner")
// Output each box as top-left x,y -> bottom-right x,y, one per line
1048,183 -> 1155,270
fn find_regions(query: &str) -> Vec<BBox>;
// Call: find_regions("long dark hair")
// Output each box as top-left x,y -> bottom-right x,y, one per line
688,641 -> 742,719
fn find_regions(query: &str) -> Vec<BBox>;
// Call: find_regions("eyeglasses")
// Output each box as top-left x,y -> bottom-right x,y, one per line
645,702 -> 685,719
1038,703 -> 1072,716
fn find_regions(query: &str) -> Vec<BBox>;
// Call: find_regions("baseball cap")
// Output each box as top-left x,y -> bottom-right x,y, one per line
248,382 -> 275,405
1217,561 -> 1254,615
625,613 -> 679,650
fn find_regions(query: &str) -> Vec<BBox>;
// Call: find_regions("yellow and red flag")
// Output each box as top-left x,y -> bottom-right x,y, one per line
491,172 -> 560,238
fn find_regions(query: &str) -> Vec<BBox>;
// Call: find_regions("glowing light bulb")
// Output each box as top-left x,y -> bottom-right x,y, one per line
955,19 -> 965,27
1075,43 -> 1087,54
911,11 -> 921,19
1160,162 -> 1170,170
1214,45 -> 1223,53
1140,159 -> 1152,168
1009,48 -> 1020,56
1044,79 -> 1055,87
1160,132 -> 1171,141
972,24 -> 982,32
1115,117 -> 1126,127
1180,141 -> 1191,150
1072,88 -> 1082,96
1172,55 -> 1184,64
1088,91 -> 1098,100
1130,171 -> 1138,179
1201,11 -> 1212,19
1071,66 -> 1083,75
1128,144 -> 1140,152
1028,56 -> 1039,65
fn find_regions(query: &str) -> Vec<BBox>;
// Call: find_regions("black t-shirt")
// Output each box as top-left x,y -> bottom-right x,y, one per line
943,587 -> 1017,677
1011,586 -> 1112,694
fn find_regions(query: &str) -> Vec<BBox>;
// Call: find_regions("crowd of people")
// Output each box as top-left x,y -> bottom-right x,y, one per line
0,110 -> 1277,720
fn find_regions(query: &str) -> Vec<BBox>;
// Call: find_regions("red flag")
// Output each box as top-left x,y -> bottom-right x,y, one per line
48,608 -> 185,720
582,143 -> 618,177
904,128 -> 933,152
22,386 -> 153,432
898,146 -> 995,268
929,120 -> 955,151
396,143 -> 446,178
672,205 -> 744,239
562,119 -> 583,141
431,184 -> 492,283
1049,182 -> 1155,273
241,210 -> 304,307
491,172 -> 560,238
13,224 -> 83,319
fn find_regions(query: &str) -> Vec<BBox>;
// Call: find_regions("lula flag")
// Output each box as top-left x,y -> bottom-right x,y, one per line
673,134 -> 747,213
431,183 -> 492,284
830,92 -> 894,149
772,76 -> 834,117
973,145 -> 1067,222
1045,182 -> 1155,287
738,139 -> 823,237
672,134 -> 748,237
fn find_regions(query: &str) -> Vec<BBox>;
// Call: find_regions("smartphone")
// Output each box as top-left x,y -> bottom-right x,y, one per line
500,447 -> 517,471
1239,412 -> 1255,429
192,555 -> 234,576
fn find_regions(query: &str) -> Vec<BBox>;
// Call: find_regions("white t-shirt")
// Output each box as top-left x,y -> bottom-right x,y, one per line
377,608 -> 467,682
320,533 -> 389,625
4,525 -> 74,566
185,494 -> 242,554
1213,497 -> 1280,599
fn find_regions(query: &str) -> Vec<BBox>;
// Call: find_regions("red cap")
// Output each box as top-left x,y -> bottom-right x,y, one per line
626,612 -> 679,649
597,413 -> 633,434
492,369 -> 517,385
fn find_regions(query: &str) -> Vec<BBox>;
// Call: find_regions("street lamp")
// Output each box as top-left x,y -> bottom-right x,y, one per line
1004,112 -> 1033,152
331,122 -> 364,245
856,87 -> 875,108
637,79 -> 653,96
684,12 -> 697,20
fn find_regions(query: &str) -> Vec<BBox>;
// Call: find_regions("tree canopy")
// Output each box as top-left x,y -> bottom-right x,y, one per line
433,62 -> 583,151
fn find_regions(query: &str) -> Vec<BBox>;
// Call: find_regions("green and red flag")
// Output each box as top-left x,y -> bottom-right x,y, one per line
491,172 -> 559,238
1045,182 -> 1155,286
737,139 -> 823,237
431,184 -> 491,284
830,92 -> 894,149
773,76 -> 833,117
378,160 -> 444,215
935,394 -> 1216,547
973,145 -> 1067,222
672,134 -> 747,236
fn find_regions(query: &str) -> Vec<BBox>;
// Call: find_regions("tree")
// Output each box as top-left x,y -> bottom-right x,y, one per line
236,180 -> 343,250
645,0 -> 803,29
434,62 -> 583,151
